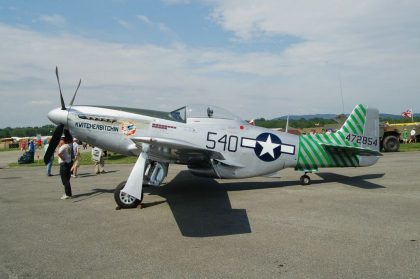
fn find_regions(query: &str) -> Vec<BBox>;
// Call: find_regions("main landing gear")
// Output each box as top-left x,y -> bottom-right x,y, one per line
114,160 -> 168,209
300,173 -> 311,185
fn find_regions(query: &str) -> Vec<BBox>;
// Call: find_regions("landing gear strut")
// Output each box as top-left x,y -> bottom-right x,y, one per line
300,173 -> 311,185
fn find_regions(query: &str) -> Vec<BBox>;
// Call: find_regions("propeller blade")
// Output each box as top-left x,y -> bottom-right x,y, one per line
55,66 -> 66,110
69,79 -> 81,106
44,124 -> 64,164
64,128 -> 73,144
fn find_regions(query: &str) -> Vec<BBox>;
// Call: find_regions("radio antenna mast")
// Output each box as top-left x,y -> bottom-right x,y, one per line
338,71 -> 345,113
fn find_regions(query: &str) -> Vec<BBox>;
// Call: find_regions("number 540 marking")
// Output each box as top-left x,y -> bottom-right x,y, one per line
206,132 -> 238,152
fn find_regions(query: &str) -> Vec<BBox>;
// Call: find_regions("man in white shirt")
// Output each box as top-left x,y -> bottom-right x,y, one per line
70,138 -> 81,177
409,128 -> 416,143
58,138 -> 72,199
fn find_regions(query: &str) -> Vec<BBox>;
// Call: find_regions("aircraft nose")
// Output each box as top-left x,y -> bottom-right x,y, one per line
47,108 -> 68,125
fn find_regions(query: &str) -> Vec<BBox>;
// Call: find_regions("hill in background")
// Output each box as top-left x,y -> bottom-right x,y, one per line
274,113 -> 420,120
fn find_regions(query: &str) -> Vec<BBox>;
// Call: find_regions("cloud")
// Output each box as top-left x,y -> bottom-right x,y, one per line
1,0 -> 420,128
206,0 -> 420,107
38,14 -> 66,26
114,18 -> 132,29
136,15 -> 179,41
137,15 -> 152,25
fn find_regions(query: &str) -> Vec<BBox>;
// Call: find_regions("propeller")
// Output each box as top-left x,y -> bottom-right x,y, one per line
70,79 -> 81,107
44,67 -> 81,164
55,67 -> 66,110
44,124 -> 64,164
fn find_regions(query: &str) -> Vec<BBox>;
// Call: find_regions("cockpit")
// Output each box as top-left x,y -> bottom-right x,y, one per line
168,104 -> 242,123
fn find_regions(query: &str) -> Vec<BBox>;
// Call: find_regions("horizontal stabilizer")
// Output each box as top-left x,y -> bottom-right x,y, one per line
320,143 -> 382,156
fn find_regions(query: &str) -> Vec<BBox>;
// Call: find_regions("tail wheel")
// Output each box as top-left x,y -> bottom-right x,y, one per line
300,174 -> 311,185
114,181 -> 142,209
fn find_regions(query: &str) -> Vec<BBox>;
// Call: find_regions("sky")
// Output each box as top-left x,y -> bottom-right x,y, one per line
0,0 -> 419,128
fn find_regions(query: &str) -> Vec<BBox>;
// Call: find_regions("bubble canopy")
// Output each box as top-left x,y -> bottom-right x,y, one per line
168,104 -> 242,123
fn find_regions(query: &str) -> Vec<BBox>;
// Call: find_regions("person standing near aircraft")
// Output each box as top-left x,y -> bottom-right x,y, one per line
71,138 -> 81,177
43,139 -> 54,176
91,146 -> 105,174
409,128 -> 416,143
37,138 -> 42,150
402,128 -> 408,144
57,138 -> 72,199
28,140 -> 35,153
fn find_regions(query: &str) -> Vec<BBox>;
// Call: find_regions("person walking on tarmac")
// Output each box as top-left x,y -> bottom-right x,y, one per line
58,137 -> 72,200
91,146 -> 106,174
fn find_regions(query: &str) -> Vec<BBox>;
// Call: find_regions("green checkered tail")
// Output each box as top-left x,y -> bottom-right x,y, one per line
296,104 -> 380,172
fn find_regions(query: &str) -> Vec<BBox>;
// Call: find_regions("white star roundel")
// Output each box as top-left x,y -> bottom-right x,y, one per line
254,133 -> 282,162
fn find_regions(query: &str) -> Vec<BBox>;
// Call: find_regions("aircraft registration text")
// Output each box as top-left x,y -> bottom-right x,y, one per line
345,133 -> 378,146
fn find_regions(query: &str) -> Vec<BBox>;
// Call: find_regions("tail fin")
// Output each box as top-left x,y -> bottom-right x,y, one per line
295,104 -> 380,172
339,104 -> 380,152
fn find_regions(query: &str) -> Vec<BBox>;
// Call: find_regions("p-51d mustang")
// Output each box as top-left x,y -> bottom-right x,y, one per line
45,68 -> 382,208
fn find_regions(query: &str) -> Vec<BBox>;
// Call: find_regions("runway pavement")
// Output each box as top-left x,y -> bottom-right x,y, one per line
0,151 -> 419,278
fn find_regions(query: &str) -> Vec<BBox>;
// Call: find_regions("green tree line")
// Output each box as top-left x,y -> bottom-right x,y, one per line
0,125 -> 56,138
254,116 -> 420,129
254,118 -> 338,129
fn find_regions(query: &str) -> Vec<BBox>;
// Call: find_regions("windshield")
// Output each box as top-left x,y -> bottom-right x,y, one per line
168,106 -> 186,122
186,104 -> 242,120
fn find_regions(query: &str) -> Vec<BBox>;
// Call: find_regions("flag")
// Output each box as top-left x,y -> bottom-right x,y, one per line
401,109 -> 412,118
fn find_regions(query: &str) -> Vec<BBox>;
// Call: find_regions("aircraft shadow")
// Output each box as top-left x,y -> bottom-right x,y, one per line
315,172 -> 386,189
146,171 -> 252,238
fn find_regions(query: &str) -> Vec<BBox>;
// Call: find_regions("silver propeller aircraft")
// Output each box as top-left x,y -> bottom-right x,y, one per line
45,68 -> 382,209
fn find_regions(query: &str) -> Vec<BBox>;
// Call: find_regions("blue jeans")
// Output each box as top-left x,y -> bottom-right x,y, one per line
47,156 -> 53,176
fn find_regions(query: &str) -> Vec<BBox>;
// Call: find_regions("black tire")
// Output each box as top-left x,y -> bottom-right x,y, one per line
383,135 -> 400,152
114,181 -> 142,209
300,175 -> 311,185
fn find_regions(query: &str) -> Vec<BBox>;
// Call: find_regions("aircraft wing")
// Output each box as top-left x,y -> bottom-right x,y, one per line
320,143 -> 383,156
130,136 -> 242,166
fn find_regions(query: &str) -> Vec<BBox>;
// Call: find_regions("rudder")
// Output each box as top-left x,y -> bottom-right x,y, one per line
339,104 -> 380,167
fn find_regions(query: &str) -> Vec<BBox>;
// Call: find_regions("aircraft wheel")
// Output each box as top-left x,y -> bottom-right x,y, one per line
300,174 -> 311,185
114,181 -> 142,209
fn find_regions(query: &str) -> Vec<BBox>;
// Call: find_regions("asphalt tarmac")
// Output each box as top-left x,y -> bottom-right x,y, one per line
0,150 -> 419,278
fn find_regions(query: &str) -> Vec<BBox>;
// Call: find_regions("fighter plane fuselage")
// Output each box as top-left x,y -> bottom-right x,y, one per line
57,105 -> 299,179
